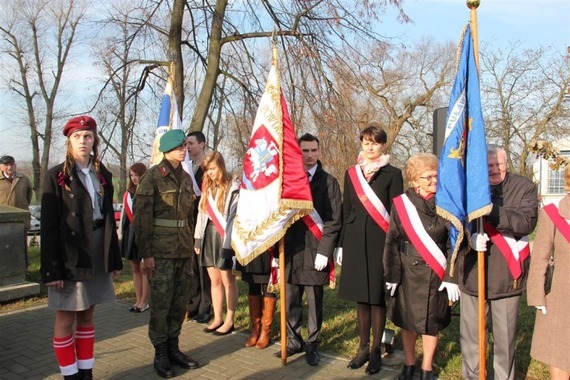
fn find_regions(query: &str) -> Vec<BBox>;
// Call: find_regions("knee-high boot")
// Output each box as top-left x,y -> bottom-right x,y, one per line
255,296 -> 276,349
244,295 -> 263,347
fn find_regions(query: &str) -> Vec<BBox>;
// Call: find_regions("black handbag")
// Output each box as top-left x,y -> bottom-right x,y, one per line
544,254 -> 554,295
544,228 -> 555,295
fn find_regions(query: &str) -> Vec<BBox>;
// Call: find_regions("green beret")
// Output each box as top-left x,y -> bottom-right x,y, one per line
159,129 -> 186,153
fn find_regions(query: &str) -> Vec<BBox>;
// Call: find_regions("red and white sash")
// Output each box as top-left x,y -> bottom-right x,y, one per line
393,194 -> 447,280
348,165 -> 390,232
205,194 -> 226,239
543,203 -> 570,243
483,221 -> 530,280
122,192 -> 133,222
301,209 -> 336,288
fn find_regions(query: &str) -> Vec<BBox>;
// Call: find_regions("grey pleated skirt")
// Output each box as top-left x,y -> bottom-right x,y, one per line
48,228 -> 116,311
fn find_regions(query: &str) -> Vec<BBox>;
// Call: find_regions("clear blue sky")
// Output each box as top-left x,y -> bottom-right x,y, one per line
384,0 -> 569,51
1,0 -> 568,161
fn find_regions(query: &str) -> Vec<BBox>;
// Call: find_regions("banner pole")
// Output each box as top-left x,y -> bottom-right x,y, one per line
467,1 -> 485,378
279,237 -> 287,365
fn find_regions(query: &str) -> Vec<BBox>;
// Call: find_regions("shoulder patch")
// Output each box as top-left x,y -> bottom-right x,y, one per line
159,166 -> 169,177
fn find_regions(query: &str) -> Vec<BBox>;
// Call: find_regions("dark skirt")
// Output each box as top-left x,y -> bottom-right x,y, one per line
237,250 -> 272,284
200,221 -> 232,270
121,219 -> 139,261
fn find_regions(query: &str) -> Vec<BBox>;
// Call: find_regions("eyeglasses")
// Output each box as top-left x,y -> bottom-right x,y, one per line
419,175 -> 437,182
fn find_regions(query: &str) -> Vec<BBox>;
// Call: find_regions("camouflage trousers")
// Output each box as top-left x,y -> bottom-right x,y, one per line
148,258 -> 192,346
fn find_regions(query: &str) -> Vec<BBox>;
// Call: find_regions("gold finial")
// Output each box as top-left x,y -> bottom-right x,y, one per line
466,0 -> 480,9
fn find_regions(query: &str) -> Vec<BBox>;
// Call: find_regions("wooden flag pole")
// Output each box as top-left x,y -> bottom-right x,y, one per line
467,2 -> 485,378
279,237 -> 287,365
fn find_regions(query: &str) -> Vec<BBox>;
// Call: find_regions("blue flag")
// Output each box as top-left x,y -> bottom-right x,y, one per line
150,77 -> 183,166
435,24 -> 492,272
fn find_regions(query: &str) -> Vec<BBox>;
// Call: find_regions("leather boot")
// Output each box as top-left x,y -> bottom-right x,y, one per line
63,374 -> 80,380
347,344 -> 370,369
154,343 -> 175,378
167,338 -> 199,369
419,369 -> 435,380
255,296 -> 276,349
365,346 -> 382,375
78,368 -> 93,380
398,365 -> 416,380
244,295 -> 263,347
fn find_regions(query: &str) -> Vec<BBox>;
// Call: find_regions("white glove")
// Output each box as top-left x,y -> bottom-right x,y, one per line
232,256 -> 237,270
535,306 -> 547,315
386,282 -> 398,297
438,281 -> 460,302
334,247 -> 343,266
470,232 -> 489,251
314,253 -> 328,271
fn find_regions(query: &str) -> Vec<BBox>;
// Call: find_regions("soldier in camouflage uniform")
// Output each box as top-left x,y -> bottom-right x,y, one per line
134,129 -> 199,378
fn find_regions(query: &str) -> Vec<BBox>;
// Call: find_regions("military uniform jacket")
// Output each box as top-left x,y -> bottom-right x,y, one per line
40,162 -> 122,283
0,172 -> 33,210
384,189 -> 453,334
459,173 -> 538,299
338,163 -> 403,304
284,162 -> 342,286
134,159 -> 195,259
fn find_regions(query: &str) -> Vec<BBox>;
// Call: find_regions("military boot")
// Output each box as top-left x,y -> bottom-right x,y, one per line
167,338 -> 199,369
78,368 -> 93,380
154,343 -> 175,378
63,374 -> 80,380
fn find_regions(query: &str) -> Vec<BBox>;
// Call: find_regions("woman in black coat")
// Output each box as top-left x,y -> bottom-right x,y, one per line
384,153 -> 457,380
40,116 -> 122,380
337,126 -> 403,375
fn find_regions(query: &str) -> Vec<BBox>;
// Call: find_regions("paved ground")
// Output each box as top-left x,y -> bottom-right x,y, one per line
0,300 -> 403,380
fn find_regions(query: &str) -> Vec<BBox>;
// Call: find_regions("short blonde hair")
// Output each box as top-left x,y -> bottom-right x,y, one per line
405,153 -> 439,187
565,164 -> 570,192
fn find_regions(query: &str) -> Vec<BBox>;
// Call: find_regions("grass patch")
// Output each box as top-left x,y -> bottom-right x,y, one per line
1,248 -> 549,379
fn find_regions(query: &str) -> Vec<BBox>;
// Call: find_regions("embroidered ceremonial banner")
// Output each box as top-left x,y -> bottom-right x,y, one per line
483,221 -> 530,280
123,192 -> 133,223
347,165 -> 390,232
393,194 -> 447,280
206,194 -> 227,239
543,203 -> 570,243
435,24 -> 492,274
231,47 -> 313,265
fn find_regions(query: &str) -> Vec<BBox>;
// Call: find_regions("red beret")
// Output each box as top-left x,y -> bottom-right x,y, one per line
63,116 -> 97,137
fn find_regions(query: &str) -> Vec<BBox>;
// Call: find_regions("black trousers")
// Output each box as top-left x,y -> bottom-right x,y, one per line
187,250 -> 211,316
285,283 -> 324,350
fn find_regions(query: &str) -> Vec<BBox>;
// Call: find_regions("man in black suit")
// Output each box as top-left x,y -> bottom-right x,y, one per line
274,133 -> 342,366
186,131 -> 212,323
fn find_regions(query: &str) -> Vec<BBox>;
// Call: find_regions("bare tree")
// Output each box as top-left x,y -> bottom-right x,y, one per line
480,42 -> 570,177
0,0 -> 88,199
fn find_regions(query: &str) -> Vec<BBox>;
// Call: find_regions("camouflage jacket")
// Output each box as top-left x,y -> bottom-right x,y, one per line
134,159 -> 195,259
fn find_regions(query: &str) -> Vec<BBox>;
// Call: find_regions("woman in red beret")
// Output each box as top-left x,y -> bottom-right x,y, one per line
40,116 -> 122,380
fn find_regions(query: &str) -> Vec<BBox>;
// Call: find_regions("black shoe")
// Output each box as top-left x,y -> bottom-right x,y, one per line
419,369 -> 435,380
398,364 -> 416,380
203,322 -> 223,333
212,325 -> 234,336
273,346 -> 304,358
305,347 -> 320,366
169,350 -> 199,370
154,343 -> 175,378
193,313 -> 211,323
365,346 -> 382,375
348,345 -> 370,369
78,368 -> 93,380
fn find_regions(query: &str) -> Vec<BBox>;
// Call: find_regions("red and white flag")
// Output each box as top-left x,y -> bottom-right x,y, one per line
232,48 -> 313,265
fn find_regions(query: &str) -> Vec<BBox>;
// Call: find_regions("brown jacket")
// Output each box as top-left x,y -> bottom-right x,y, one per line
0,173 -> 33,210
527,195 -> 570,371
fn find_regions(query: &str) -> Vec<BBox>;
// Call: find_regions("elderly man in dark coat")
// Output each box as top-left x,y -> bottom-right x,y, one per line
275,133 -> 342,366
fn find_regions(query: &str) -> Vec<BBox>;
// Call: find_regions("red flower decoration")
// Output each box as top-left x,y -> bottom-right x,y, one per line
98,173 -> 107,186
57,171 -> 66,187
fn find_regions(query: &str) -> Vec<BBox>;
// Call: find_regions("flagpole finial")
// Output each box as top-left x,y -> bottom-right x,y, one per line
466,0 -> 480,9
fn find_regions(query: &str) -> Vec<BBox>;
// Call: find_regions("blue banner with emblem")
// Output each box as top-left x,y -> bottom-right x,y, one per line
435,24 -> 492,272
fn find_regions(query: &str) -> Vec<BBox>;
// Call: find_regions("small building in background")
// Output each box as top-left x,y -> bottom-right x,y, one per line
533,137 -> 570,206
